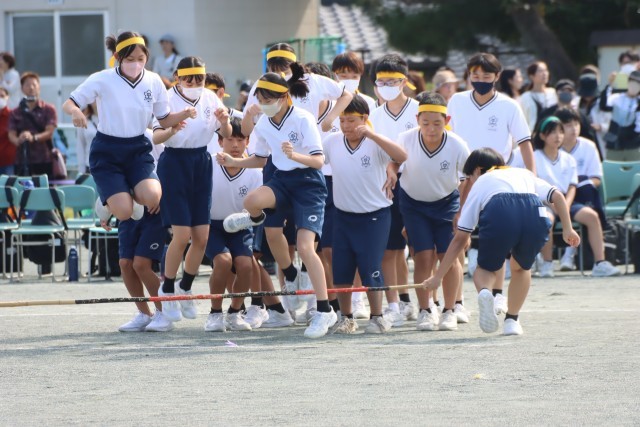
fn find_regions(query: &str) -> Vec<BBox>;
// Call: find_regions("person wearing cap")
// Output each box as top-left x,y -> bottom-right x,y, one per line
600,69 -> 640,160
152,33 -> 183,88
432,69 -> 459,104
576,69 -> 611,158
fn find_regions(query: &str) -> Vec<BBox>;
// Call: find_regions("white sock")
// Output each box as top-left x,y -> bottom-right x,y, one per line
389,302 -> 400,313
564,246 -> 577,257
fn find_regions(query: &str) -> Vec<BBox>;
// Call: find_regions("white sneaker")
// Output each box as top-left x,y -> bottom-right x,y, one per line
176,283 -> 197,319
94,198 -> 112,222
145,311 -> 174,332
494,293 -> 507,315
282,271 -> 304,311
295,306 -> 317,325
131,201 -> 144,221
159,285 -> 182,322
591,260 -> 621,277
539,260 -> 555,278
226,312 -> 252,331
244,305 -> 269,329
416,309 -> 439,331
261,309 -> 294,328
331,316 -> 359,334
438,310 -> 458,331
204,312 -> 226,332
532,253 -> 544,276
477,289 -> 499,333
298,271 -> 316,306
223,209 -> 263,233
503,318 -> 524,336
467,248 -> 478,277
560,251 -> 575,271
304,310 -> 338,339
118,311 -> 152,332
504,261 -> 512,279
364,316 -> 392,333
454,303 -> 470,324
352,296 -> 370,319
382,307 -> 404,327
400,301 -> 417,321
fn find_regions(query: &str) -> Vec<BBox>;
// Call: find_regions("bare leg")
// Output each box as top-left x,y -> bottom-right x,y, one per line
119,259 -> 152,315
506,258 -> 530,315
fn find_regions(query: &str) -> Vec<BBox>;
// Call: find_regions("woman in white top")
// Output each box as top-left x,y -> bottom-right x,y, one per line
519,61 -> 558,130
152,34 -> 183,88
0,52 -> 21,109
75,103 -> 98,174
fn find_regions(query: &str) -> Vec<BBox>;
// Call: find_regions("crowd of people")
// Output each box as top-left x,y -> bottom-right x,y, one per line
3,32 -> 638,340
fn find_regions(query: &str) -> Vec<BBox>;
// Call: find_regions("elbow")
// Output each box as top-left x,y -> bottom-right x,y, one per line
395,151 -> 408,164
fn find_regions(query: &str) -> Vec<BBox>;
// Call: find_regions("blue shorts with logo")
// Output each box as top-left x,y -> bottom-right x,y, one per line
332,207 -> 391,287
89,132 -> 156,203
387,174 -> 407,250
157,146 -> 212,227
476,193 -> 551,272
118,210 -> 165,261
205,220 -> 254,260
400,188 -> 459,254
261,157 -> 297,245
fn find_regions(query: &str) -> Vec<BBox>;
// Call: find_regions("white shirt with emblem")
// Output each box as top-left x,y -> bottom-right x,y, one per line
448,90 -> 530,162
70,68 -> 170,138
152,86 -> 225,149
369,98 -> 419,142
210,164 -> 263,220
562,137 -> 602,181
534,149 -> 578,195
398,128 -> 470,202
323,132 -> 392,213
458,167 -> 556,233
252,106 -> 323,171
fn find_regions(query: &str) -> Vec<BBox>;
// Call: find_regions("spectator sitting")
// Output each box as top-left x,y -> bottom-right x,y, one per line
0,52 -> 21,109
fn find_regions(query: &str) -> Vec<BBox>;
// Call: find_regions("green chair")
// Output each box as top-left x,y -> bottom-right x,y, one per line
602,161 -> 640,218
0,186 -> 20,279
10,188 -> 67,282
622,173 -> 640,273
59,185 -> 97,274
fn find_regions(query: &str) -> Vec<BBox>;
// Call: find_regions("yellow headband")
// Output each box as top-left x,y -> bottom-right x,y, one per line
177,67 -> 206,76
206,84 -> 231,97
266,50 -> 297,62
116,37 -> 146,53
418,105 -> 448,115
340,112 -> 373,129
256,80 -> 288,93
376,71 -> 416,90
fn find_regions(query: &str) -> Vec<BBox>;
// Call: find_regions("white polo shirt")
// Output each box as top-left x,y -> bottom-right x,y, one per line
448,90 -> 530,162
562,137 -> 603,181
369,98 -> 419,142
252,106 -> 323,171
534,149 -> 578,194
70,68 -> 170,138
398,128 -> 470,202
323,132 -> 392,213
210,165 -> 263,220
458,167 -> 556,233
152,86 -> 225,149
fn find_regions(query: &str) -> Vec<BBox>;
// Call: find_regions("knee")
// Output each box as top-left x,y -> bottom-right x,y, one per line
234,257 -> 253,273
111,204 -> 133,222
190,232 -> 208,249
132,257 -> 150,275
244,192 -> 260,210
297,242 -> 316,260
119,259 -> 134,273
214,254 -> 233,271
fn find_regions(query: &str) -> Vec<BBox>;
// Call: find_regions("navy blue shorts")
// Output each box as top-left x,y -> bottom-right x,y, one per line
400,188 -> 459,254
548,202 -> 586,221
157,146 -> 212,227
319,175 -> 335,250
261,157 -> 297,244
205,220 -> 254,259
89,132 -> 156,203
118,210 -> 165,261
264,167 -> 327,237
477,193 -> 551,272
333,207 -> 391,287
387,175 -> 407,250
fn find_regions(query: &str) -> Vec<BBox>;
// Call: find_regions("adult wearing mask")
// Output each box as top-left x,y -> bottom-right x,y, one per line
152,34 -> 182,88
0,52 -> 21,109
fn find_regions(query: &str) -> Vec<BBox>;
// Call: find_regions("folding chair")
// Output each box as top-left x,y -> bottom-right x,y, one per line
0,186 -> 20,279
87,219 -> 119,283
59,185 -> 96,276
602,160 -> 640,218
10,188 -> 67,283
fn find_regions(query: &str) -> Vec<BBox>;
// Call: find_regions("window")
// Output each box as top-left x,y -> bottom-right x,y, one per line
60,14 -> 105,76
12,15 -> 55,77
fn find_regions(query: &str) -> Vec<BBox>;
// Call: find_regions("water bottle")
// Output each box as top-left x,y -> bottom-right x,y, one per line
68,246 -> 79,282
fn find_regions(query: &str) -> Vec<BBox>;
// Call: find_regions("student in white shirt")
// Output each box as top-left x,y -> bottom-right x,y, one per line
369,54 -> 420,326
324,95 -> 407,334
151,57 -> 232,324
533,116 -> 620,278
393,92 -> 470,331
63,31 -> 196,223
331,51 -> 378,113
217,71 -> 336,339
424,148 -> 580,336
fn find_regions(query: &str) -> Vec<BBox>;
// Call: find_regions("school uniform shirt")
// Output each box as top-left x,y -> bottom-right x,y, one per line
519,88 -> 558,130
458,167 -> 557,233
534,149 -> 578,195
318,100 -> 340,176
507,146 -> 526,169
210,164 -> 262,220
152,86 -> 224,148
357,92 -> 378,114
244,73 -> 346,123
252,106 -> 323,171
323,132 -> 392,213
562,137 -> 602,183
69,67 -> 170,138
397,128 -> 470,202
448,90 -> 530,163
370,98 -> 419,174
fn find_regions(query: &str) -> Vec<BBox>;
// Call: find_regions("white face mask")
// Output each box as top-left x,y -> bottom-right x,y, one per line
621,63 -> 637,75
120,61 -> 145,79
0,98 -> 7,109
377,85 -> 401,102
260,101 -> 281,117
341,79 -> 360,93
628,80 -> 640,97
181,86 -> 203,100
